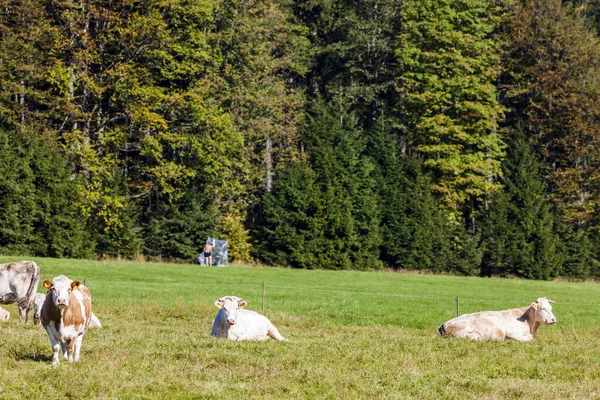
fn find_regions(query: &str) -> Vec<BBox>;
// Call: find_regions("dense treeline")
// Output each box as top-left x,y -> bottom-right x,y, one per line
1,0 -> 600,278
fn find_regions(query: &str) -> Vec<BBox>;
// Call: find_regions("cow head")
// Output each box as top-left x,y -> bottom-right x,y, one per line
32,293 -> 47,325
531,297 -> 557,325
215,296 -> 247,326
43,275 -> 81,310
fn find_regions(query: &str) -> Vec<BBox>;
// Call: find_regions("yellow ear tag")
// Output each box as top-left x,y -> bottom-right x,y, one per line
530,302 -> 538,310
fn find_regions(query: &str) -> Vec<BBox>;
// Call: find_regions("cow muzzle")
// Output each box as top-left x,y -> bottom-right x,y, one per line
227,319 -> 236,325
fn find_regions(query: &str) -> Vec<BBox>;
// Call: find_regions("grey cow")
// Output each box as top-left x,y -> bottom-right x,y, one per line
0,261 -> 41,323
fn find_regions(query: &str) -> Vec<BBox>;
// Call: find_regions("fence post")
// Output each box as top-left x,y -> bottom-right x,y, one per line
262,282 -> 266,315
455,296 -> 460,317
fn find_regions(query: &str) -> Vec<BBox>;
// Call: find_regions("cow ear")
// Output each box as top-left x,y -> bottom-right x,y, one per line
71,281 -> 81,291
43,280 -> 52,290
215,298 -> 224,309
239,299 -> 247,308
530,302 -> 539,311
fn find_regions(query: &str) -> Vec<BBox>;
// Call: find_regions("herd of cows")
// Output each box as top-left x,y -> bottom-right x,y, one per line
1,261 -> 558,365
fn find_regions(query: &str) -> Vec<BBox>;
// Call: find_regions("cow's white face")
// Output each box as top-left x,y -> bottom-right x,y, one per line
215,296 -> 247,325
43,276 -> 80,310
533,297 -> 557,325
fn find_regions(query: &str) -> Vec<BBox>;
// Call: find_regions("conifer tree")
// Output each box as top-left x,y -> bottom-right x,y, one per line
0,129 -> 90,258
396,0 -> 507,221
481,133 -> 561,279
256,100 -> 382,270
367,126 -> 453,271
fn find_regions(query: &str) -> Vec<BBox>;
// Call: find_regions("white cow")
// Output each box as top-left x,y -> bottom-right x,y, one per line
211,296 -> 287,341
0,306 -> 9,321
0,261 -> 41,322
33,292 -> 102,328
438,297 -> 557,342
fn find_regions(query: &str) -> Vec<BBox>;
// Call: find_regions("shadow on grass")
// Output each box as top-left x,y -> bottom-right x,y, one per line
11,350 -> 52,363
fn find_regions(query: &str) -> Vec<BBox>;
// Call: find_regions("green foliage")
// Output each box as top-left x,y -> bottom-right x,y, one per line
142,190 -> 218,263
367,127 -> 453,272
1,0 -> 600,277
0,129 -> 90,258
397,0 -> 507,213
257,101 -> 382,270
502,0 -> 600,226
480,133 -> 562,279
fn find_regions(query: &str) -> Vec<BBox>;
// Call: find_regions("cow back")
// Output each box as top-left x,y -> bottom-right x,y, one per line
0,261 -> 41,307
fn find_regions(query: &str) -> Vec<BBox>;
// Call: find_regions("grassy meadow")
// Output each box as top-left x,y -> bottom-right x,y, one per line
0,257 -> 599,399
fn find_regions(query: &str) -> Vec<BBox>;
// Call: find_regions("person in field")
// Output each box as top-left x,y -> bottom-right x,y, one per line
203,240 -> 213,267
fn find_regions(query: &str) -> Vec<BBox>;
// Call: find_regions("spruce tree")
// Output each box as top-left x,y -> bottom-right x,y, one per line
0,129 -> 90,258
141,190 -> 218,263
481,133 -> 561,279
256,100 -> 382,270
367,126 -> 454,272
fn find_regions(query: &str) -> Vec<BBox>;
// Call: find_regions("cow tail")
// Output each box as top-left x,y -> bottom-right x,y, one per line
437,323 -> 446,336
23,262 -> 41,322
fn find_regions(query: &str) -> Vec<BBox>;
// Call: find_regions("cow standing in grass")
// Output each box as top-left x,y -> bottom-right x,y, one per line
0,261 -> 41,323
438,297 -> 557,342
211,296 -> 287,341
41,275 -> 94,365
33,292 -> 102,328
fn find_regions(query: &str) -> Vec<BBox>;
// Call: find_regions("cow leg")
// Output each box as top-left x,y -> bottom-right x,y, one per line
18,304 -> 27,323
73,334 -> 84,362
267,324 -> 287,341
61,341 -> 69,360
24,301 -> 33,324
507,331 -> 534,342
65,338 -> 76,362
45,326 -> 61,365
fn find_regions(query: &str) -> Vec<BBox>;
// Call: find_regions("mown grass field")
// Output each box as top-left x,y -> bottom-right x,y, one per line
0,257 -> 599,399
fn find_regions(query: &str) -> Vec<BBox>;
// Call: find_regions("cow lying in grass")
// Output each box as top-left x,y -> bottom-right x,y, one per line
211,296 -> 287,341
41,275 -> 95,365
438,297 -> 557,342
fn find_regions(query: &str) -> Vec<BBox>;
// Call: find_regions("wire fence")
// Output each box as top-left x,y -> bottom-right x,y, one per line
83,279 -> 600,317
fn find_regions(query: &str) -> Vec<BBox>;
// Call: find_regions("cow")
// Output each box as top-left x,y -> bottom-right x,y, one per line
211,296 -> 287,341
0,261 -> 41,323
33,292 -> 102,328
41,275 -> 94,365
0,306 -> 9,321
438,297 -> 557,342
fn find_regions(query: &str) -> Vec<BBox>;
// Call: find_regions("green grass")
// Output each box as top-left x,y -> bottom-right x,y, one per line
0,257 -> 599,399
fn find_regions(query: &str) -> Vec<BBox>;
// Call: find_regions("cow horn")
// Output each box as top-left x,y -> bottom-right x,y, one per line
547,299 -> 556,304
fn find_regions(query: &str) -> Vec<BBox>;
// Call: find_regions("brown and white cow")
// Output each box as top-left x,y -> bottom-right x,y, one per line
41,275 -> 94,365
0,261 -> 41,323
438,297 -> 557,342
34,292 -> 102,328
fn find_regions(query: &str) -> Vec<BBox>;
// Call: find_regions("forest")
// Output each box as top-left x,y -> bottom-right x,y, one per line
1,0 -> 600,279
